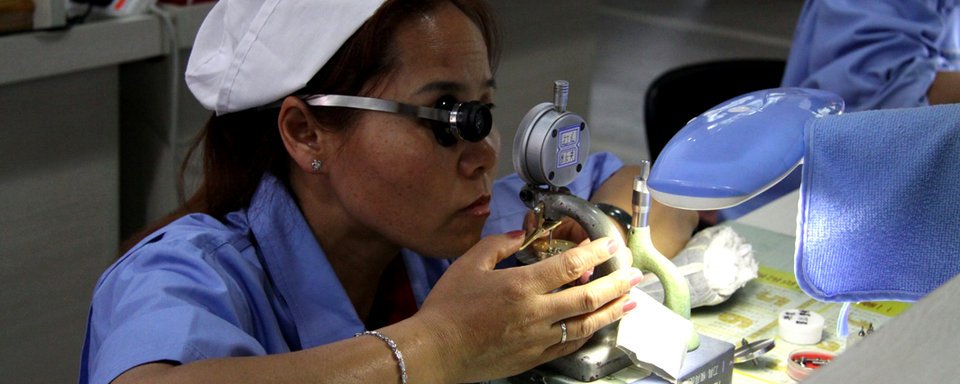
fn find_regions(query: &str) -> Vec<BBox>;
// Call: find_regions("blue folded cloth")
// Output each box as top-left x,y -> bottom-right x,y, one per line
797,103 -> 960,307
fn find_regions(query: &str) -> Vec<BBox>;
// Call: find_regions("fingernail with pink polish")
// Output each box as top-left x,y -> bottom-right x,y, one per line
623,299 -> 638,313
578,269 -> 594,284
506,230 -> 525,239
629,268 -> 643,286
607,239 -> 619,255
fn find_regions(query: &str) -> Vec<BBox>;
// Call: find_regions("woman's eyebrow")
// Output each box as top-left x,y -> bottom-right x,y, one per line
416,78 -> 497,94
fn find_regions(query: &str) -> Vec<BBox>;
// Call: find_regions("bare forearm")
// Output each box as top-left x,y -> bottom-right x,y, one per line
647,199 -> 698,257
590,165 -> 698,258
112,319 -> 452,384
928,71 -> 960,106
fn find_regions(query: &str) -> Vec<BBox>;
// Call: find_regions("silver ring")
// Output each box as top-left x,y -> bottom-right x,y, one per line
560,321 -> 568,344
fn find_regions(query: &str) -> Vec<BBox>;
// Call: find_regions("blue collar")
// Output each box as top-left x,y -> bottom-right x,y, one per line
245,174 -> 449,347
247,174 -> 365,347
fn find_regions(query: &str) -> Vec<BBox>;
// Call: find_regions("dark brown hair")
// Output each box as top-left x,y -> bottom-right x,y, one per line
121,0 -> 501,253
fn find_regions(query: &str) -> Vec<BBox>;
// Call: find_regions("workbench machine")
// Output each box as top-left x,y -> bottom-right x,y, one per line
509,81 -> 736,383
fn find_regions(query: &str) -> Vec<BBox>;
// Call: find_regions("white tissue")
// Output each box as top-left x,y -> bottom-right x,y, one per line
700,226 -> 757,296
637,225 -> 758,307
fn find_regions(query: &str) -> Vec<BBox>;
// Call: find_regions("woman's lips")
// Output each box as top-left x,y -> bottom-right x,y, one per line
461,195 -> 491,216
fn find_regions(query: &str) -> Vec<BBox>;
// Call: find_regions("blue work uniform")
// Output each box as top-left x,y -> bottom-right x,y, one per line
78,152 -> 623,384
782,0 -> 960,112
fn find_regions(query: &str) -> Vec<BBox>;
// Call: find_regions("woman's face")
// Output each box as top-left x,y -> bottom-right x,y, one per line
325,3 -> 499,258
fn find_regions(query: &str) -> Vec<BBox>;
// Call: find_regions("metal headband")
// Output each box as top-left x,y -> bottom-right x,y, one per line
299,94 -> 451,123
262,93 -> 491,146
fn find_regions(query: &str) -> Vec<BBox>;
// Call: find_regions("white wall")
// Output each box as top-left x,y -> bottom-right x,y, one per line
487,0 -> 601,178
0,67 -> 119,383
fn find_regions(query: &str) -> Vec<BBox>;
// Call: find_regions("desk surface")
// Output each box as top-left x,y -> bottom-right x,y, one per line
694,221 -> 909,384
728,188 -> 960,383
733,189 -> 799,238
725,221 -> 794,273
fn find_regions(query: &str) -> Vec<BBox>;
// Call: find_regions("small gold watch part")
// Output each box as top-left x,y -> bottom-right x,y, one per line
519,202 -> 562,250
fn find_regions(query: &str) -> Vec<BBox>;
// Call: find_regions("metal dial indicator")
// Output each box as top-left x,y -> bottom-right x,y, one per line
512,80 -> 590,188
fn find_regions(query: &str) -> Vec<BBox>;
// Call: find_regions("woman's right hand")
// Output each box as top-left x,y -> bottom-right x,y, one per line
411,231 -> 643,383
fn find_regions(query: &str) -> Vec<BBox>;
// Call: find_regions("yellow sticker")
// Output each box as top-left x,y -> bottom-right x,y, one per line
756,266 -> 801,291
853,301 -> 911,317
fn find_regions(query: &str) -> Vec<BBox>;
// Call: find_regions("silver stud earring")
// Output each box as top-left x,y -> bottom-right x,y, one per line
311,159 -> 323,172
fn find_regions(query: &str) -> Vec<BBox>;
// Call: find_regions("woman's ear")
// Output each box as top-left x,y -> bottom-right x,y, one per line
278,96 -> 326,173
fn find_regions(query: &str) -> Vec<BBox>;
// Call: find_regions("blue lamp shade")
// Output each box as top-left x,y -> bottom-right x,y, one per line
648,87 -> 844,210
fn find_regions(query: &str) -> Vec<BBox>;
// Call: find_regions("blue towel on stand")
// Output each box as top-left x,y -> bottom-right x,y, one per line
797,103 -> 960,305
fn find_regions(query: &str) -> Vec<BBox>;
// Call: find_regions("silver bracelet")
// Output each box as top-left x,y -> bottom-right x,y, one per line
355,331 -> 408,384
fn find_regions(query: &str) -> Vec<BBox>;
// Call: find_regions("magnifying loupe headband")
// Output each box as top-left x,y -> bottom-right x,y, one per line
285,94 -> 492,146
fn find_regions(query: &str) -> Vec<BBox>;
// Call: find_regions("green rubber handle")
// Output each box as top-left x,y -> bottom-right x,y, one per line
628,226 -> 700,351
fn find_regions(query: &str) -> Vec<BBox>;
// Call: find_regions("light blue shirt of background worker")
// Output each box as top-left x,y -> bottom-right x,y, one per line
782,0 -> 960,111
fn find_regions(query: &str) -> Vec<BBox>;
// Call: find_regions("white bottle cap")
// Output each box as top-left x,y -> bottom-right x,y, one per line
778,309 -> 824,345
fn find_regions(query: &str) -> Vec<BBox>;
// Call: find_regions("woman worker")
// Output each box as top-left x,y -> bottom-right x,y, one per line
79,1 -> 698,383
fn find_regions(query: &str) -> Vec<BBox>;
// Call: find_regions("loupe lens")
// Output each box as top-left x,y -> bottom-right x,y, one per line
455,101 -> 492,142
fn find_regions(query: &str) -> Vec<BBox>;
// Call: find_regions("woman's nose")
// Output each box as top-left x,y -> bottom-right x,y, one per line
459,126 -> 500,179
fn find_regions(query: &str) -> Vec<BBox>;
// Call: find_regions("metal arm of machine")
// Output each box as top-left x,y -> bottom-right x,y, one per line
519,185 -> 632,278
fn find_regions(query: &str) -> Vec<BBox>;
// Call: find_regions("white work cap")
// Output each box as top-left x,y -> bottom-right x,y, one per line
186,0 -> 388,115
